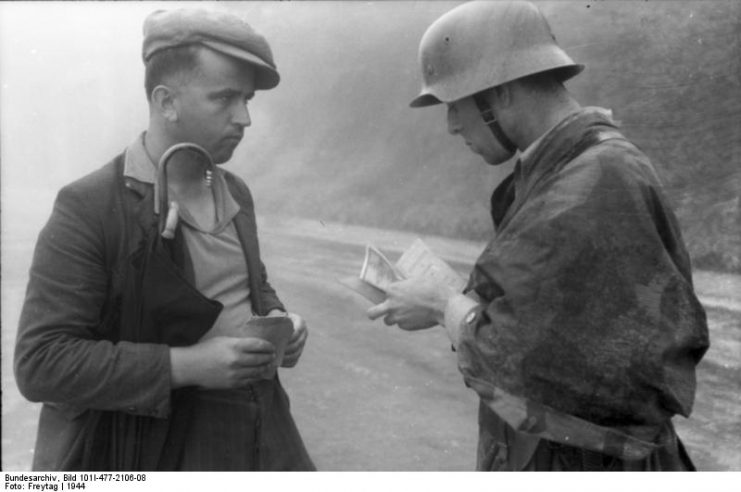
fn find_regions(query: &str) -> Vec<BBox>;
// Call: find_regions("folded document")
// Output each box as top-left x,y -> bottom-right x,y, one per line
340,238 -> 467,304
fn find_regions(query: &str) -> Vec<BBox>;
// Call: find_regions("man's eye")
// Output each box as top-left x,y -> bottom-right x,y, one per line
214,94 -> 233,104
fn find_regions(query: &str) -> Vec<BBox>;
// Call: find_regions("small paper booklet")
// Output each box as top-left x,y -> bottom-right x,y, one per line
340,238 -> 467,304
241,316 -> 294,362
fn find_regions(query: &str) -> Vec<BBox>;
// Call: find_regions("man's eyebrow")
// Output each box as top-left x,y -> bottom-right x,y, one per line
210,88 -> 254,99
210,88 -> 239,97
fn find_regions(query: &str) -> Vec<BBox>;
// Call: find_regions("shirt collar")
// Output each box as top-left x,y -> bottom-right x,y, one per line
124,132 -> 157,184
518,120 -> 559,167
513,123 -> 553,195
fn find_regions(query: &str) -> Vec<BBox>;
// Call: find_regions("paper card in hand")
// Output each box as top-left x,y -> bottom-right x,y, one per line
339,245 -> 402,304
396,238 -> 467,292
338,276 -> 388,305
240,316 -> 294,377
359,245 -> 404,289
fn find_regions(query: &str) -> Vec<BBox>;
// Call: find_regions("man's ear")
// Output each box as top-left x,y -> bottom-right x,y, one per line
151,85 -> 178,122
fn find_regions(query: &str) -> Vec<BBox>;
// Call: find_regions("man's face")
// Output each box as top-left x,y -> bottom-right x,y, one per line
446,95 -> 513,165
169,48 -> 256,164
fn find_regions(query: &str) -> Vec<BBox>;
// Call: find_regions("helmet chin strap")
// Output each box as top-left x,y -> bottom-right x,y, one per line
473,94 -> 518,154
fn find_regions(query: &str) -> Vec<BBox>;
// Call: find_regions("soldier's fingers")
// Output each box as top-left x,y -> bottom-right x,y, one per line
367,300 -> 391,320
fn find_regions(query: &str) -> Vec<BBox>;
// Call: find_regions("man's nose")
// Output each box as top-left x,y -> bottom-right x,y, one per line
447,106 -> 461,135
233,103 -> 251,127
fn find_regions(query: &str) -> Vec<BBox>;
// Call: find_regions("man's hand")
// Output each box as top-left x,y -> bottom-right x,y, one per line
281,312 -> 308,368
366,276 -> 458,330
170,336 -> 276,389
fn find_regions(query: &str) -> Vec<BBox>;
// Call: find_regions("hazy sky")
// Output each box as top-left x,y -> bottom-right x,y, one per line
0,1 -> 458,237
2,2 -> 212,224
2,0 -> 737,248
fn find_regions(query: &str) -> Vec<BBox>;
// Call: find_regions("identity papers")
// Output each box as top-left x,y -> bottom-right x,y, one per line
340,238 -> 467,305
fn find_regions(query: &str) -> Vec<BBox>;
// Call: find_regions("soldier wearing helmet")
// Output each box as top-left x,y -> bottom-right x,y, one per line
369,1 -> 708,471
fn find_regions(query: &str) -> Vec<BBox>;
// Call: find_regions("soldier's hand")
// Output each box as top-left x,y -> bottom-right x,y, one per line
367,277 -> 457,330
171,336 -> 276,389
281,313 -> 308,368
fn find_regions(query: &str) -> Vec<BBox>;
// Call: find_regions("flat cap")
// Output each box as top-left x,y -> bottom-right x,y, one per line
142,9 -> 280,90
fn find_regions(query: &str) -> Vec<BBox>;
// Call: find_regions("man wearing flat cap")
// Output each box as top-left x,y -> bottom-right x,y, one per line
14,9 -> 315,471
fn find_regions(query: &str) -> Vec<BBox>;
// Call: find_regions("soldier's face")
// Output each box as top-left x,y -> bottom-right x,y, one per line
446,96 -> 514,165
169,48 -> 256,164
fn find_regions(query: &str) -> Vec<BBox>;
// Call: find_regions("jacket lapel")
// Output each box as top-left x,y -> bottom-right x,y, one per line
227,182 -> 266,316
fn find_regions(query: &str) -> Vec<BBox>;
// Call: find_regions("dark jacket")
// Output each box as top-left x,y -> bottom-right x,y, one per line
14,153 -> 312,470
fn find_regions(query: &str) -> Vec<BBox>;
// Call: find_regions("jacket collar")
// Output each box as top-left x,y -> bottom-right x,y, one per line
499,107 -> 620,231
519,107 -> 617,181
513,106 -> 617,196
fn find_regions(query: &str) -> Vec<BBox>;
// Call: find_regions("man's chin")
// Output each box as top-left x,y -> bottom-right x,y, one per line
470,146 -> 507,166
483,155 -> 511,166
482,149 -> 517,166
211,149 -> 235,165
213,140 -> 243,164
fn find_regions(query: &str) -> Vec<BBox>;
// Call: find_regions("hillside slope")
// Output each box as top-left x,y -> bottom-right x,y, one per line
226,1 -> 740,271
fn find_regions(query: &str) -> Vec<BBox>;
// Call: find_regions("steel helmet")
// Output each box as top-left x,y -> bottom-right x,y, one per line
410,1 -> 584,107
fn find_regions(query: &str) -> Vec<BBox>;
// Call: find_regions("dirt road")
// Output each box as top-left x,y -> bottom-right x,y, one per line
2,217 -> 739,470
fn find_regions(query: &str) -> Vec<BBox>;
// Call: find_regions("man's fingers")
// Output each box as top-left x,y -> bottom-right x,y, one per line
289,324 -> 308,343
239,366 -> 275,384
233,352 -> 276,368
283,340 -> 298,354
235,337 -> 275,353
287,312 -> 307,331
284,326 -> 307,352
281,353 -> 299,368
367,300 -> 391,320
284,337 -> 304,354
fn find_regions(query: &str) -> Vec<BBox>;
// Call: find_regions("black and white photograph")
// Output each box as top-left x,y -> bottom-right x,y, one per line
1,0 -> 739,484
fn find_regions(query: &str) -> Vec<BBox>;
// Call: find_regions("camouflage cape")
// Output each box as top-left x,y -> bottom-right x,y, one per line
458,108 -> 709,460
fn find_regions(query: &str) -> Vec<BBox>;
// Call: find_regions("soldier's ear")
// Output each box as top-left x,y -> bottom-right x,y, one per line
151,85 -> 178,122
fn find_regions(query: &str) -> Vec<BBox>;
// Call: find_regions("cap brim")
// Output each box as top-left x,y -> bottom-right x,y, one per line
201,40 -> 280,90
409,92 -> 443,108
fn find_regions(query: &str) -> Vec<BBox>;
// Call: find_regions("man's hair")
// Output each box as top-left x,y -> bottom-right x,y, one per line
144,44 -> 203,101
